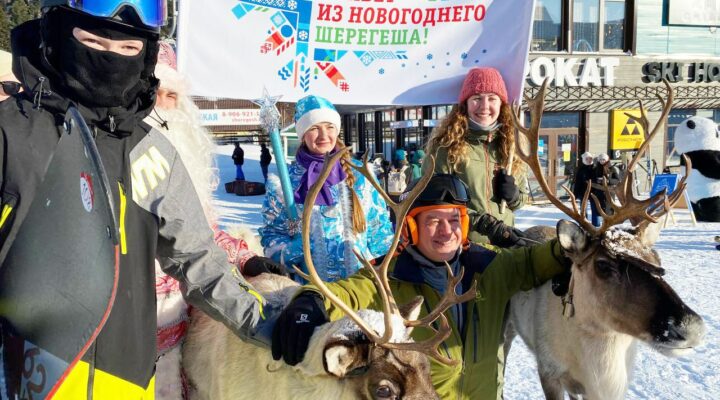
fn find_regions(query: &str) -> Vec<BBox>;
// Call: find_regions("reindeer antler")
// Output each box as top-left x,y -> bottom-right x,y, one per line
296,148 -> 475,365
511,79 -> 599,235
513,79 -> 686,237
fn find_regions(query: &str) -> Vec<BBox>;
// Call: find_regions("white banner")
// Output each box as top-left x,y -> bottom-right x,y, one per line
178,0 -> 536,105
199,109 -> 261,126
668,0 -> 720,26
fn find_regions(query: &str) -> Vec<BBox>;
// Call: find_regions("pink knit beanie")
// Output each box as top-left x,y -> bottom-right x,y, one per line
457,67 -> 508,104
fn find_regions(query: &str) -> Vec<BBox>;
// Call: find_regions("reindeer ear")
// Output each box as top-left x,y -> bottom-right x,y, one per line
399,296 -> 424,337
399,296 -> 424,321
323,341 -> 370,378
638,221 -> 661,247
557,220 -> 588,256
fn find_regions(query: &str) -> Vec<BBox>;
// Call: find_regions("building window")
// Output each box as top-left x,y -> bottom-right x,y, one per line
381,111 -> 396,158
363,112 -> 375,154
532,0 -> 630,53
532,0 -> 563,51
525,111 -> 581,128
403,106 -> 423,151
665,109 -> 696,166
713,110 -> 720,123
603,0 -> 626,50
405,107 -> 421,120
431,105 -> 453,120
573,0 -> 599,52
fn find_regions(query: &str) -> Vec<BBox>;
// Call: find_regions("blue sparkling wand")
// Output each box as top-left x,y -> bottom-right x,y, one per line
252,88 -> 299,223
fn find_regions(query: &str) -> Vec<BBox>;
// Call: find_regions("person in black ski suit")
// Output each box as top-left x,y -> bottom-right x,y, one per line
233,142 -> 246,180
572,151 -> 595,218
260,142 -> 272,182
0,2 -> 278,397
589,153 -> 621,226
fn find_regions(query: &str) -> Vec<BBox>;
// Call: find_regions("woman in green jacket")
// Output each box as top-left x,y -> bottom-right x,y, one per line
425,67 -> 529,246
271,174 -> 569,400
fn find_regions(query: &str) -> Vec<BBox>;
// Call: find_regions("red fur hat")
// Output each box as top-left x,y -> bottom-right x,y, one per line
457,67 -> 508,104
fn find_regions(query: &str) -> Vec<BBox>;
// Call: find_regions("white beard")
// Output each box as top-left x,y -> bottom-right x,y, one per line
145,99 -> 218,222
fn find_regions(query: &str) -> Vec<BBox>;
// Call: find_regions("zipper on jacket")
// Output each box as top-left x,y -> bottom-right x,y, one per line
109,115 -> 116,133
457,306 -> 479,400
457,360 -> 467,400
473,303 -> 479,363
32,76 -> 46,109
418,285 -> 453,362
86,342 -> 96,400
482,142 -> 493,212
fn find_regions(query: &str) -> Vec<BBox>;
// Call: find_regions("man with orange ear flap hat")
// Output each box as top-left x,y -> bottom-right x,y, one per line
273,173 -> 570,399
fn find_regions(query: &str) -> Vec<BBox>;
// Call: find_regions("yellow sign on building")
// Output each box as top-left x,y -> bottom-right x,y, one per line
611,109 -> 645,150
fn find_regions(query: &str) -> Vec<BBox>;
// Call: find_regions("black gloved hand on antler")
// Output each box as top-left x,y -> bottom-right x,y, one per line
272,291 -> 329,366
492,168 -> 520,204
474,213 -> 528,248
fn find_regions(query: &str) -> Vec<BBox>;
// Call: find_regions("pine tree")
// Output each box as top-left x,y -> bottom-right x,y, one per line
0,9 -> 11,51
9,0 -> 35,27
27,0 -> 39,21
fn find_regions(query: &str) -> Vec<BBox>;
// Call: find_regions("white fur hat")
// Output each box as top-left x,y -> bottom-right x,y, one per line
294,95 -> 341,143
598,153 -> 610,163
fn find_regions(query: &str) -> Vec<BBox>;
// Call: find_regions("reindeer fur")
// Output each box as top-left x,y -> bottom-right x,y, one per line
510,281 -> 638,399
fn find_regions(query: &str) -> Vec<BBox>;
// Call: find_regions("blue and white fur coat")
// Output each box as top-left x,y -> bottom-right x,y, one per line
259,160 -> 394,281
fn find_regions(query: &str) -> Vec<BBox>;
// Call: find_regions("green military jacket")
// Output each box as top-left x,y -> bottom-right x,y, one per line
426,128 -> 530,243
302,240 -> 566,400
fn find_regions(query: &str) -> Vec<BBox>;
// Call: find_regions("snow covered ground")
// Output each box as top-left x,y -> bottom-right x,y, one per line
212,144 -> 719,399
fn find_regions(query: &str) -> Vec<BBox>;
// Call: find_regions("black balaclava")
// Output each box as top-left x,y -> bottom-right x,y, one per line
41,7 -> 159,108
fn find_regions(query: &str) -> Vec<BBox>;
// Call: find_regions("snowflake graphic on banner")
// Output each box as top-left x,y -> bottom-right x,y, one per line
230,0 -> 407,94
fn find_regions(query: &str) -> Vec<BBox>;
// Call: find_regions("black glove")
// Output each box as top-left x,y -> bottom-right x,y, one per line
243,256 -> 289,277
474,213 -> 528,248
272,292 -> 329,365
492,168 -> 520,204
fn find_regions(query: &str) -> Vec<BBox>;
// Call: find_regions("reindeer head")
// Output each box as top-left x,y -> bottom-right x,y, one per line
299,298 -> 436,400
294,149 -> 476,398
515,80 -> 706,356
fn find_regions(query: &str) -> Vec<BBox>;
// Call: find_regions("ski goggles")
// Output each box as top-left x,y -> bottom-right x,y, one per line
1,81 -> 21,96
411,174 -> 470,206
61,0 -> 167,28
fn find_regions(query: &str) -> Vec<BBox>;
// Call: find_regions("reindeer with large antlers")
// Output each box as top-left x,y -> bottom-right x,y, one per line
182,151 -> 476,400
506,80 -> 707,400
